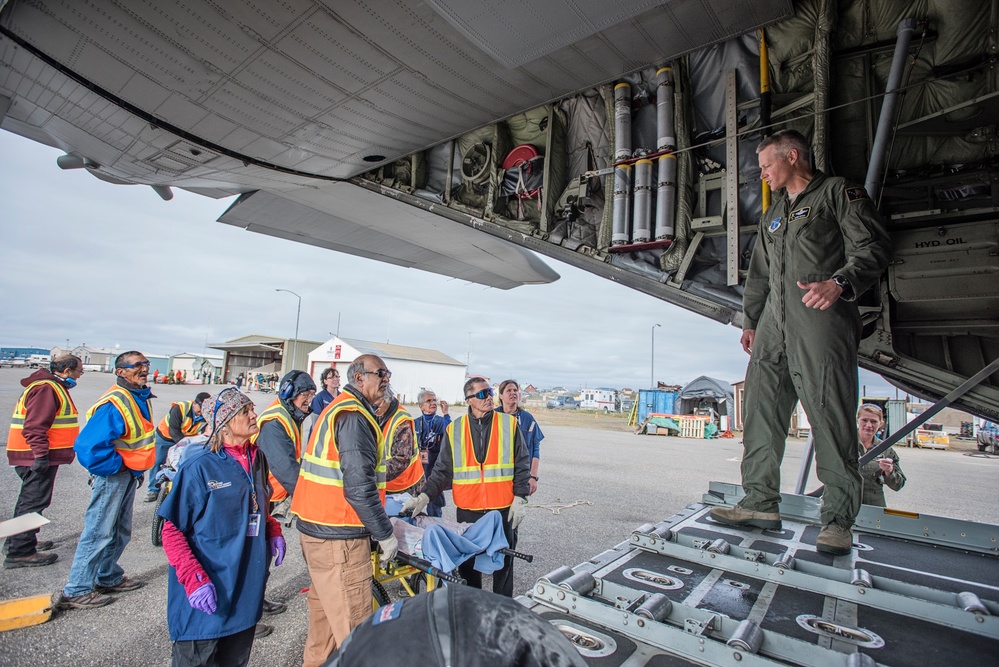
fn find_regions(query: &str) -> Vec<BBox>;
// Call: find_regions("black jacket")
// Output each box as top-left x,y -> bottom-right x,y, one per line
295,386 -> 393,541
424,409 -> 531,505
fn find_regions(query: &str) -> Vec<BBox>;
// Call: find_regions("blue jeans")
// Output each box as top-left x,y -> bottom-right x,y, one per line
426,497 -> 444,518
64,468 -> 138,597
148,431 -> 173,493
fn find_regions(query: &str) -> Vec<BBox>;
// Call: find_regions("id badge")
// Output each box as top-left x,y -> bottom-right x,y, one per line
420,450 -> 429,465
246,513 -> 261,537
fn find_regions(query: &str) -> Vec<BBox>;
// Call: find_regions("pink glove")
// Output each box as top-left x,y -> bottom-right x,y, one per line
269,536 -> 286,567
188,582 -> 216,614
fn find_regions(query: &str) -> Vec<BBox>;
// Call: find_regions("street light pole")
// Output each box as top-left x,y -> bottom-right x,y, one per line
275,289 -> 302,370
651,323 -> 661,389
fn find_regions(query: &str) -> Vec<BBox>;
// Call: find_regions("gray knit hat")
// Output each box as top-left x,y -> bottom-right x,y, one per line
203,387 -> 252,434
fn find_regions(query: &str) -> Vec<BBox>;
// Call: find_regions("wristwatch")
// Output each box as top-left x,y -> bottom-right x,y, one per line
529,475 -> 539,481
831,274 -> 853,299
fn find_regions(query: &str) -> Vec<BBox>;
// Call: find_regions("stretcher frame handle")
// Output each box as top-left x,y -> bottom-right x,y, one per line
394,551 -> 466,585
499,547 -> 533,563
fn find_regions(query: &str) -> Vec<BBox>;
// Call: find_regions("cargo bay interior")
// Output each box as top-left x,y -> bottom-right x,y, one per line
354,0 -> 999,422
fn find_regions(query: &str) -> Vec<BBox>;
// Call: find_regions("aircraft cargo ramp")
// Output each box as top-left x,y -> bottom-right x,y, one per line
520,483 -> 999,666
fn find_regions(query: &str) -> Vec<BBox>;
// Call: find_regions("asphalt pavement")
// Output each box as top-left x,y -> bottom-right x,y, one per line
1,368 -> 997,665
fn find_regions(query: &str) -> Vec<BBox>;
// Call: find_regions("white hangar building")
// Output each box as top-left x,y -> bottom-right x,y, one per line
307,337 -> 466,405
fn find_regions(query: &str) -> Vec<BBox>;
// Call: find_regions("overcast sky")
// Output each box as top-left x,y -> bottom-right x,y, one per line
0,131 -> 897,396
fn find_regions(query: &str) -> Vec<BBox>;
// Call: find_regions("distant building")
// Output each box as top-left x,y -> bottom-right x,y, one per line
71,345 -> 117,371
145,354 -> 170,377
170,352 -> 224,381
307,337 -> 466,404
1,346 -> 49,361
209,334 -> 323,383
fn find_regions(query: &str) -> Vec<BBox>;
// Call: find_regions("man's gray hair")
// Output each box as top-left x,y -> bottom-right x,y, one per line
463,376 -> 487,397
757,129 -> 811,168
417,389 -> 437,404
345,357 -> 367,391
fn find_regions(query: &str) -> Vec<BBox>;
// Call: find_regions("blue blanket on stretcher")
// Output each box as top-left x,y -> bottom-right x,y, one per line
420,511 -> 508,574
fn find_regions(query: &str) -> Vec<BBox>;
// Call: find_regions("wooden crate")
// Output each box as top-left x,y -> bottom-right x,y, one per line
678,416 -> 706,439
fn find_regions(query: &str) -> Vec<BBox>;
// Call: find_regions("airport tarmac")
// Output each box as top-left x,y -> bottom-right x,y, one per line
1,368 -> 997,665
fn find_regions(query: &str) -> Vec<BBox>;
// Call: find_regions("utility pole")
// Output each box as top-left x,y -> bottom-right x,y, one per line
275,288 -> 302,370
651,323 -> 661,389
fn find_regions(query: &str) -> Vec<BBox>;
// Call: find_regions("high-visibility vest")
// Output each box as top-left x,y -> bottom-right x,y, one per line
7,379 -> 79,453
87,385 -> 155,471
252,399 -> 301,502
156,401 -> 204,441
383,406 -> 423,493
449,412 -> 516,510
290,392 -> 385,527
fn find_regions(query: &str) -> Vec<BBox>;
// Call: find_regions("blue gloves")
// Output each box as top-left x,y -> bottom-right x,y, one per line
188,582 -> 217,614
269,536 -> 286,567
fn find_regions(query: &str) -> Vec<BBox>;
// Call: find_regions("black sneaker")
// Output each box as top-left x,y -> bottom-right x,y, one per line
57,591 -> 114,609
144,491 -> 159,503
255,623 -> 274,638
95,576 -> 145,593
3,552 -> 58,569
261,598 -> 287,615
36,540 -> 55,552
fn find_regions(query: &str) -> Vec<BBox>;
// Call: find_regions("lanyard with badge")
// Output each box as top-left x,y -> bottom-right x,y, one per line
233,450 -> 261,537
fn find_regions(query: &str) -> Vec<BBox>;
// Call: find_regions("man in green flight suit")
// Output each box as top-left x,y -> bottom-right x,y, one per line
710,129 -> 891,555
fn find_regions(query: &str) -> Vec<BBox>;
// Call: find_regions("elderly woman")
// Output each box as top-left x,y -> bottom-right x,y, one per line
857,403 -> 906,507
157,388 -> 286,667
497,380 -> 543,496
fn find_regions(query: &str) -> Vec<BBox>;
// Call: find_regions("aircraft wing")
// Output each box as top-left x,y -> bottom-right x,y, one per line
0,0 -> 791,289
217,185 -> 560,289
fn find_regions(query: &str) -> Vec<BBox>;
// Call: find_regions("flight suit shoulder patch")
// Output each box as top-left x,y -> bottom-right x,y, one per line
789,206 -> 811,222
845,187 -> 869,203
768,217 -> 782,232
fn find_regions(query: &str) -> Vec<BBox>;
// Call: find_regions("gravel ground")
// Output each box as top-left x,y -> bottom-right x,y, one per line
1,368 -> 996,665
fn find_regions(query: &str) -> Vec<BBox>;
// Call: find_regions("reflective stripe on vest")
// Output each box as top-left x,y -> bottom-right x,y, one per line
253,399 -> 302,503
290,393 -> 385,527
7,379 -> 79,452
87,386 -> 155,470
156,401 -> 203,440
449,412 -> 516,510
384,406 -> 423,493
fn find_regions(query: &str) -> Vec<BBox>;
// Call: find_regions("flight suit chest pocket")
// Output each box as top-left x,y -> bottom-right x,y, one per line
790,203 -> 842,277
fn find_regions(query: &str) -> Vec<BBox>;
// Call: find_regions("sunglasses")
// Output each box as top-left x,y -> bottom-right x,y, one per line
465,388 -> 494,400
859,403 -> 884,416
119,361 -> 150,369
362,369 -> 392,379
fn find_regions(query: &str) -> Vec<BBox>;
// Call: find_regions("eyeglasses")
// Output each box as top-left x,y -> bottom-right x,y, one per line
119,361 -> 150,369
362,369 -> 392,379
465,388 -> 494,400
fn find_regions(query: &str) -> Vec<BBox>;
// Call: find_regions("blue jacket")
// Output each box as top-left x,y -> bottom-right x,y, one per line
74,383 -> 153,478
158,447 -> 270,641
498,407 -> 544,461
414,412 -> 451,468
310,389 -> 337,415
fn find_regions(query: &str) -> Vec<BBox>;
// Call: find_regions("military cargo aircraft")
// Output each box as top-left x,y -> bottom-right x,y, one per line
1,0 -> 996,664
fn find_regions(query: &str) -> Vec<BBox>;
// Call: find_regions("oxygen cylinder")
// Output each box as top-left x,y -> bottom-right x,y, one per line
655,154 -> 676,240
612,164 -> 631,245
656,68 -> 676,152
614,83 -> 632,161
632,159 -> 652,243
